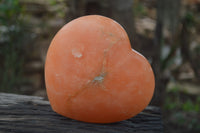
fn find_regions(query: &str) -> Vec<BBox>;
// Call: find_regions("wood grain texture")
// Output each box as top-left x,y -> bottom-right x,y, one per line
0,93 -> 163,133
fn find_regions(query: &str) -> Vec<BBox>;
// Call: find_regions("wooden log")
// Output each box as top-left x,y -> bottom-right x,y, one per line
0,93 -> 163,133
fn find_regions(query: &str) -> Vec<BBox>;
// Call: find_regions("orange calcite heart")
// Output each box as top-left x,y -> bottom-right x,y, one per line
45,15 -> 155,123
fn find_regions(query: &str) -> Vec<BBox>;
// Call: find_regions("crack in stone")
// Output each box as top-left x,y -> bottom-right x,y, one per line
66,39 -> 116,109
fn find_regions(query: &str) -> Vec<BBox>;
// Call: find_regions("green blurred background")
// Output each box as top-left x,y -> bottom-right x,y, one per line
0,0 -> 199,132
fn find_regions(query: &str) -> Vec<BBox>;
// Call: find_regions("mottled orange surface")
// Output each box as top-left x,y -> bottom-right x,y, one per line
45,15 -> 155,123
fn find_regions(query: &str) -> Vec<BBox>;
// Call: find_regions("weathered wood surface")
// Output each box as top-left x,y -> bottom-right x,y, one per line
0,93 -> 163,133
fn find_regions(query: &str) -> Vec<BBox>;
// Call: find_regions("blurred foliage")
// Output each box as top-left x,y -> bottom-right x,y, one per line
164,85 -> 200,131
49,0 -> 66,18
184,11 -> 195,28
133,1 -> 147,17
0,0 -> 32,92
